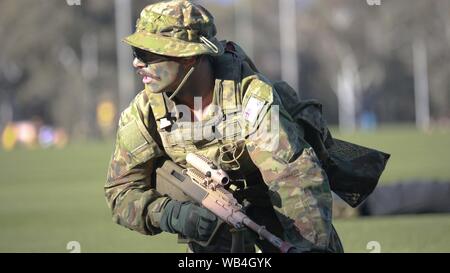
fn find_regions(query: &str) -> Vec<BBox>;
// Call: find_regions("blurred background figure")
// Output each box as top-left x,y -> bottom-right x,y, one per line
14,121 -> 38,149
1,123 -> 17,151
96,98 -> 116,139
1,119 -> 69,150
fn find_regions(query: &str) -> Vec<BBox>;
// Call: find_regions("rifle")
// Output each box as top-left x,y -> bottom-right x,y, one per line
155,152 -> 295,253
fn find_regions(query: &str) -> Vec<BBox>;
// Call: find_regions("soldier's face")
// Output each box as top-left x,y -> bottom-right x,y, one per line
133,48 -> 189,93
135,59 -> 183,93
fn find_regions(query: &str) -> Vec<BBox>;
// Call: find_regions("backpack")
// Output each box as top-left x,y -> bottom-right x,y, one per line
226,41 -> 390,207
272,79 -> 390,208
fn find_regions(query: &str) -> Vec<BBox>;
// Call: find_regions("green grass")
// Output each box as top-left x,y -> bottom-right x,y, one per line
0,125 -> 449,252
335,214 -> 450,253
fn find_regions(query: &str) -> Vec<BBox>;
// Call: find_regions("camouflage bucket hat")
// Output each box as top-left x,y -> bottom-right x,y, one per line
124,0 -> 224,57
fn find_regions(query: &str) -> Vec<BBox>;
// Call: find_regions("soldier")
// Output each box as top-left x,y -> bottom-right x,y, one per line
105,0 -> 343,253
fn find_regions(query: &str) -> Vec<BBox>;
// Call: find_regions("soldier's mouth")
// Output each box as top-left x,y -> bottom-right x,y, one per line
137,70 -> 160,84
143,76 -> 154,84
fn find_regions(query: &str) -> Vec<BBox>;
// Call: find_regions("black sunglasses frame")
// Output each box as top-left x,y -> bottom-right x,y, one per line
132,47 -> 176,65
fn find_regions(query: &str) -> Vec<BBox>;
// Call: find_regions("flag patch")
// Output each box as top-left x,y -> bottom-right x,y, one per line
243,96 -> 265,124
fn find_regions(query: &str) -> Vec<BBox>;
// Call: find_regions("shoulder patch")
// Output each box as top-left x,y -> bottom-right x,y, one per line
243,95 -> 266,125
241,77 -> 275,136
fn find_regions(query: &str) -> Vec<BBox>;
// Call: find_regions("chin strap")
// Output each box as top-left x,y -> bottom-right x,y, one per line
168,58 -> 199,101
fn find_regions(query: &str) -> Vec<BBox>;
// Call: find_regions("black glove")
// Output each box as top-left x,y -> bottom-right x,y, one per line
160,200 -> 218,242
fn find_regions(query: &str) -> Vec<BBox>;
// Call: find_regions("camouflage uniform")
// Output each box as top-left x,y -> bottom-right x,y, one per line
105,0 -> 343,253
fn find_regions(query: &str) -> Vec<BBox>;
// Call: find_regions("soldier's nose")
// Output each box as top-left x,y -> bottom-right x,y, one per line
133,58 -> 146,69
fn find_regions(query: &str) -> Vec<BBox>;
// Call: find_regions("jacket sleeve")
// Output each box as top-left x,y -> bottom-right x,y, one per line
104,91 -> 169,235
240,75 -> 334,252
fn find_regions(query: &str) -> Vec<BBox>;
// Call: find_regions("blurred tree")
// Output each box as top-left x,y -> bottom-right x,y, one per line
291,0 -> 450,128
0,0 -> 449,139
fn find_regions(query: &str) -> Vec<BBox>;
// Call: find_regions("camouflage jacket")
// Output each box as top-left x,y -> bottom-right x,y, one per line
105,42 -> 341,252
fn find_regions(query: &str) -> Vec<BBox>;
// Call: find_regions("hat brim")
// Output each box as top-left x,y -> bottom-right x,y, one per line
123,31 -> 224,57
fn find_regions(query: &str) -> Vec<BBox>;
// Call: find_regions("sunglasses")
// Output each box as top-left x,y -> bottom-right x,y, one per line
132,47 -> 174,64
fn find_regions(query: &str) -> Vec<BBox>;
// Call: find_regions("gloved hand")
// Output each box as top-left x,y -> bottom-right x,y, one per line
160,200 -> 218,242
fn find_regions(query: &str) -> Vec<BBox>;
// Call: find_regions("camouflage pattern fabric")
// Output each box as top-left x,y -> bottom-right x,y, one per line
104,64 -> 342,252
124,0 -> 224,57
105,0 -> 343,252
241,75 -> 338,251
104,90 -> 168,235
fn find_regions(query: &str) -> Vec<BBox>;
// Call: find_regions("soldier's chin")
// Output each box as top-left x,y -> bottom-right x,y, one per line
144,83 -> 167,94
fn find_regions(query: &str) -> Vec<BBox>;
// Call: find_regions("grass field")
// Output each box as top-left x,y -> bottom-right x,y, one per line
1,125 -> 449,253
